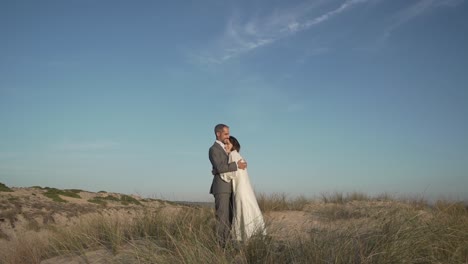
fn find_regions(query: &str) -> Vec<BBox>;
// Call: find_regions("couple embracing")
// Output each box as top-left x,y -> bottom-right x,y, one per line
209,124 -> 266,247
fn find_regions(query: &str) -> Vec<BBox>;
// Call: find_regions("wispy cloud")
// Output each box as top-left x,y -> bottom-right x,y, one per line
193,0 -> 370,64
191,0 -> 466,64
383,0 -> 465,40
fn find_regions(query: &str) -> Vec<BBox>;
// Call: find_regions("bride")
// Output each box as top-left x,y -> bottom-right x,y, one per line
220,136 -> 266,241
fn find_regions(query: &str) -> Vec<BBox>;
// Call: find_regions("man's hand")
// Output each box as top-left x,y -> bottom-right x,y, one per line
237,159 -> 247,170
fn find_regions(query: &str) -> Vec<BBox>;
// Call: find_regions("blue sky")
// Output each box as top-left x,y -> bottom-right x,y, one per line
1,0 -> 467,202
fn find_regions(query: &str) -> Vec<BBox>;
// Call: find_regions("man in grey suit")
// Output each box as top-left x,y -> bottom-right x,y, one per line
209,124 -> 247,247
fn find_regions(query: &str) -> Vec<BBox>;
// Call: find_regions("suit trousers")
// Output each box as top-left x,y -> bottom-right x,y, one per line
214,192 -> 234,247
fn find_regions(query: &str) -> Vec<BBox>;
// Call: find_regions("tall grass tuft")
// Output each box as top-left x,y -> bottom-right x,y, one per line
257,192 -> 311,211
0,231 -> 52,264
1,192 -> 467,263
321,191 -> 370,204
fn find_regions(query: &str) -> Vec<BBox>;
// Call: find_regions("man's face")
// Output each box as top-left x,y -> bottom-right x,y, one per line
217,127 -> 230,142
223,139 -> 233,152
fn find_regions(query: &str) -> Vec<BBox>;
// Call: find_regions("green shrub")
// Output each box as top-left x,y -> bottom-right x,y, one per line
88,198 -> 108,206
88,195 -> 141,206
100,195 -> 120,201
120,195 -> 141,206
43,192 -> 67,203
43,188 -> 81,203
66,189 -> 84,194
0,182 -> 13,192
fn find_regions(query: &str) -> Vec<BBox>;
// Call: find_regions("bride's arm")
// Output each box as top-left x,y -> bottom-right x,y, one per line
219,171 -> 235,182
228,151 -> 246,180
219,152 -> 237,181
230,151 -> 244,165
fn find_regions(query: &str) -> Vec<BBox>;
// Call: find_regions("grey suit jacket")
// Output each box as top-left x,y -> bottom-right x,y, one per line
209,142 -> 238,194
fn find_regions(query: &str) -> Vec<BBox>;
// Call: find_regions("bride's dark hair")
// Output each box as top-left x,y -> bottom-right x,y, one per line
228,136 -> 241,152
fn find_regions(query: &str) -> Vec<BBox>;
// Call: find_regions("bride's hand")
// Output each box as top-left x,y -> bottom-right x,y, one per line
237,159 -> 247,170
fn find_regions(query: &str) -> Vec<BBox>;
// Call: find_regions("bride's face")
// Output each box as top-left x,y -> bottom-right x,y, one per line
224,139 -> 233,152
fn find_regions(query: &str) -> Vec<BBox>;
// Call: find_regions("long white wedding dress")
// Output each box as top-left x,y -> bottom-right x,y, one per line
221,150 -> 266,241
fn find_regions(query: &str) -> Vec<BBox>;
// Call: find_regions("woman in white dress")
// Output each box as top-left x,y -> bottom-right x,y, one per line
220,136 -> 266,241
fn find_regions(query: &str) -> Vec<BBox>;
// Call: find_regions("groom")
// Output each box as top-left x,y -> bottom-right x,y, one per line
209,124 -> 247,247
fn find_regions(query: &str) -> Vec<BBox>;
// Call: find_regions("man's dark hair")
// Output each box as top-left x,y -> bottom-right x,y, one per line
214,124 -> 228,135
228,136 -> 241,152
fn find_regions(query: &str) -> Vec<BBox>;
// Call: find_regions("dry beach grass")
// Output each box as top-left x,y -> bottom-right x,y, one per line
0,182 -> 467,263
